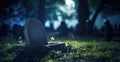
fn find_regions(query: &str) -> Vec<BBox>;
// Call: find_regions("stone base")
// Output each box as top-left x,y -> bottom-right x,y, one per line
47,42 -> 66,52
12,42 -> 66,62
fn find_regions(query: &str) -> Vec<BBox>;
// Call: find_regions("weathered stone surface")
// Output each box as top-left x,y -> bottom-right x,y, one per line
24,18 -> 48,46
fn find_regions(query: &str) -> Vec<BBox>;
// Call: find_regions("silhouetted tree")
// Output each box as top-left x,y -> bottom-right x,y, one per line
38,0 -> 45,24
87,0 -> 120,36
86,20 -> 94,36
104,19 -> 113,41
0,23 -> 9,37
49,23 -> 54,32
12,24 -> 24,39
101,26 -> 105,34
94,25 -> 98,33
90,0 -> 105,27
114,24 -> 118,31
76,0 -> 89,36
118,24 -> 120,32
58,21 -> 69,37
0,26 -> 2,37
0,0 -> 45,25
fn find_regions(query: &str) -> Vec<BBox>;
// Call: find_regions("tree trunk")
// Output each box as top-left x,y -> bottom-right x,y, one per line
76,0 -> 89,36
38,0 -> 45,24
91,0 -> 106,27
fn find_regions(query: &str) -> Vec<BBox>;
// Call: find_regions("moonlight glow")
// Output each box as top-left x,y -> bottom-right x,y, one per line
45,0 -> 78,30
58,0 -> 76,16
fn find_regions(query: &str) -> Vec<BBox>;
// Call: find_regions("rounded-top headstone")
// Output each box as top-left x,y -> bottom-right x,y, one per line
24,18 -> 48,46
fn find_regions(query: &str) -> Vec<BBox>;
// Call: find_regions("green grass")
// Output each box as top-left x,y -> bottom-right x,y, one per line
0,38 -> 16,62
42,37 -> 120,62
0,37 -> 120,62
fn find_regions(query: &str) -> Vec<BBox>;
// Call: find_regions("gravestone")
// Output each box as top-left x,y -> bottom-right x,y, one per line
24,18 -> 65,49
104,19 -> 113,41
13,18 -> 65,62
24,18 -> 48,46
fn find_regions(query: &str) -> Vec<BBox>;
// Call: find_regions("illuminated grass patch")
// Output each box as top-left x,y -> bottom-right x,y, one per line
0,37 -> 120,62
42,39 -> 120,62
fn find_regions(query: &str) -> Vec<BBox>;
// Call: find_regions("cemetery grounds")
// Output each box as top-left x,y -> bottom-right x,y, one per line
0,36 -> 120,62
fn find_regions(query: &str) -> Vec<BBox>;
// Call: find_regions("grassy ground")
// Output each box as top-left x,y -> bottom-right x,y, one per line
0,37 -> 120,62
